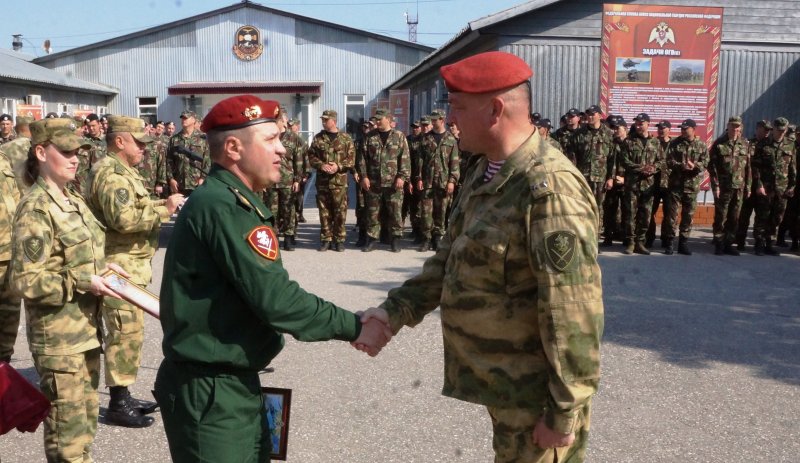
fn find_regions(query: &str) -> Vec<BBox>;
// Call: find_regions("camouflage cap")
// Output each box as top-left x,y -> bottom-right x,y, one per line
429,109 -> 446,120
535,118 -> 552,129
585,105 -> 602,115
656,120 -> 672,129
420,116 -> 431,125
288,118 -> 300,126
16,115 -> 34,125
756,119 -> 772,130
321,109 -> 337,120
107,115 -> 154,143
773,117 -> 789,130
727,116 -> 743,126
374,108 -> 391,118
30,119 -> 91,151
44,112 -> 59,119
680,119 -> 697,129
565,108 -> 580,117
410,120 -> 420,128
180,110 -> 197,119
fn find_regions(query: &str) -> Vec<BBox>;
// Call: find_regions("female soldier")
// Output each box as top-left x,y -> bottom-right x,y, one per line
10,118 -> 125,463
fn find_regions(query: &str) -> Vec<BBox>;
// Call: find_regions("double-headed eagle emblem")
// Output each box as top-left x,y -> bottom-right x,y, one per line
648,22 -> 676,48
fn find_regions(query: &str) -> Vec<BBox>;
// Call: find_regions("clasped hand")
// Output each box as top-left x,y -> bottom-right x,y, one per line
351,307 -> 393,357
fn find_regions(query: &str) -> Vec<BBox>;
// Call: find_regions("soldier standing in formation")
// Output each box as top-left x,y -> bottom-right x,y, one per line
553,108 -> 581,163
663,119 -> 709,255
358,108 -> 410,252
0,116 -> 33,192
736,120 -> 772,250
601,115 -> 627,247
572,105 -> 614,233
415,109 -> 459,252
750,117 -> 796,256
645,120 -> 673,249
138,127 -> 168,198
0,114 -> 16,145
308,110 -> 354,252
267,111 -> 306,251
72,113 -> 107,195
708,116 -> 750,255
0,134 -> 21,363
289,118 -> 310,224
404,120 -> 422,243
167,110 -> 210,196
353,121 -> 371,247
85,116 -> 185,428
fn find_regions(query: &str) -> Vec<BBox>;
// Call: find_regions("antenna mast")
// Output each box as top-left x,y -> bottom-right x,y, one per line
405,1 -> 419,43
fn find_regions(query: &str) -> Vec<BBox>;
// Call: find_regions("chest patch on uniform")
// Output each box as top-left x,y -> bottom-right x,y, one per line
544,231 -> 577,272
247,226 -> 279,261
23,236 -> 45,262
115,188 -> 130,205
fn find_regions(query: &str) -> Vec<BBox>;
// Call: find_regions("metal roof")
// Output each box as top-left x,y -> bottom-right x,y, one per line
33,1 -> 433,65
0,48 -> 117,95
168,81 -> 323,95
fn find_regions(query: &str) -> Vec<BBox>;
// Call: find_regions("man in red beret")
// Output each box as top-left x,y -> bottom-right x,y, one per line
154,95 -> 392,462
358,51 -> 604,462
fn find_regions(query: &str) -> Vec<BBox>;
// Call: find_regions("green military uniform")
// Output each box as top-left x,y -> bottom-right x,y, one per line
405,129 -> 423,240
416,128 -> 460,246
708,124 -> 750,253
751,125 -> 796,254
85,143 -> 171,390
74,135 -> 106,195
358,127 -> 410,245
11,172 -> 105,462
308,123 -> 355,247
138,136 -> 168,198
167,129 -> 210,194
264,129 -> 306,247
0,133 -> 16,145
572,123 -> 614,229
645,134 -> 673,248
553,125 -> 578,164
620,130 -> 663,251
664,131 -> 709,253
379,132 -> 603,462
0,136 -> 32,193
155,164 -> 363,463
0,152 -> 21,361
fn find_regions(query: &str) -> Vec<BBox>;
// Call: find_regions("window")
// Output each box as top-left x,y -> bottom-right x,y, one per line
137,97 -> 158,126
344,94 -> 365,136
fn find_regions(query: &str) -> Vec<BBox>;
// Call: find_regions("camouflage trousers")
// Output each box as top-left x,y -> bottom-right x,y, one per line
646,186 -> 670,245
355,183 -> 367,231
102,298 -> 144,387
735,194 -> 757,245
295,180 -> 307,217
419,187 -> 450,239
602,187 -> 624,240
401,186 -> 420,232
487,402 -> 590,463
753,191 -> 787,242
365,187 -> 404,239
264,188 -> 297,237
778,194 -> 799,240
712,188 -> 745,244
664,188 -> 699,240
34,348 -> 100,463
623,187 -> 655,243
0,272 -> 21,360
586,180 -> 605,230
316,187 -> 348,242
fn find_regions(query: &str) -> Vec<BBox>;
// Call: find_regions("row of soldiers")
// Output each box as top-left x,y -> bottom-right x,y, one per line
536,106 -> 798,256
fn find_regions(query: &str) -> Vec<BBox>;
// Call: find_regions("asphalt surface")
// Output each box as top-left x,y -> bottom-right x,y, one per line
1,206 -> 799,463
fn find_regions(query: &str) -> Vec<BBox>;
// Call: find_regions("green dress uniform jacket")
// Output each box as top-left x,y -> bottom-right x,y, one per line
379,132 -> 603,435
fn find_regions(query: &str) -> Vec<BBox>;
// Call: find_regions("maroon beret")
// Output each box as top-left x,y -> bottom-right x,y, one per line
201,95 -> 280,133
440,51 -> 533,94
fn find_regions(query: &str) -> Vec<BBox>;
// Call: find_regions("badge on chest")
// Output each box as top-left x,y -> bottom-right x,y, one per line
247,226 -> 279,261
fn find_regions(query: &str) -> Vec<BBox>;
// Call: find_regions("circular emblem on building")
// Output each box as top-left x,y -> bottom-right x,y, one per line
233,25 -> 264,61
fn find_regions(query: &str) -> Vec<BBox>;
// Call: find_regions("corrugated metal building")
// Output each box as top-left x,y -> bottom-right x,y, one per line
388,0 -> 800,138
33,1 -> 432,136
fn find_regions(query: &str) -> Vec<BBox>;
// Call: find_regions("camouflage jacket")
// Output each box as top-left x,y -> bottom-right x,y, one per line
358,129 -> 410,188
655,137 -> 673,189
276,130 -> 306,188
572,124 -> 615,182
708,134 -> 750,191
85,153 -> 170,285
309,131 -> 355,189
553,126 -> 578,164
620,133 -> 664,192
0,153 -> 20,278
138,137 -> 168,196
380,131 -> 603,434
752,135 -> 796,194
9,176 -> 105,355
0,137 -> 31,193
407,134 -> 423,183
417,131 -> 460,189
666,136 -> 709,193
0,133 -> 16,145
167,129 -> 210,191
74,135 -> 107,196
545,136 -> 563,153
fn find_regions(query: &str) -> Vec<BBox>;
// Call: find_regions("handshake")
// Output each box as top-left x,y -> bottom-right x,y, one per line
350,308 -> 393,357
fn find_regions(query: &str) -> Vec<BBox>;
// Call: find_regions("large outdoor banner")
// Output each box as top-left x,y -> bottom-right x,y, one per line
600,4 -> 724,145
15,103 -> 43,120
389,89 -> 410,134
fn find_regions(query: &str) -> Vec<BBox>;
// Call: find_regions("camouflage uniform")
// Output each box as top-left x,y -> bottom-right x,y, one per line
0,137 -> 32,192
74,136 -> 107,196
138,137 -> 168,198
0,132 -> 16,146
264,130 -> 306,239
572,124 -> 614,228
417,130 -> 460,241
751,134 -> 796,248
602,137 -> 626,244
354,136 -> 369,242
167,129 -> 210,194
664,136 -> 709,243
620,132 -> 663,245
708,133 -> 750,247
85,153 -> 171,388
308,130 -> 355,244
736,134 -> 768,248
358,129 -> 410,240
553,126 -> 578,163
645,136 -> 672,247
10,176 -> 106,463
405,132 -> 423,237
0,153 -> 21,361
379,132 -> 602,462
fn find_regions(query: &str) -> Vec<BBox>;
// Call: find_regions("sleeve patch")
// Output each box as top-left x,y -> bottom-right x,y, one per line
544,231 -> 576,272
247,226 -> 279,261
23,236 -> 45,262
115,188 -> 130,205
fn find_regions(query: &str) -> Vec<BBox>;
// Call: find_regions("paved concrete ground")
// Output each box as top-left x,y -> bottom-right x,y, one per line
1,206 -> 799,462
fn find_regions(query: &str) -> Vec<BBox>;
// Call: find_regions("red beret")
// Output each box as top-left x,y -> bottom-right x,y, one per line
440,51 -> 533,94
201,95 -> 281,133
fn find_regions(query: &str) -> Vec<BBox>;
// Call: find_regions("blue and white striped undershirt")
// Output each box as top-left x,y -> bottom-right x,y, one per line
484,159 -> 505,182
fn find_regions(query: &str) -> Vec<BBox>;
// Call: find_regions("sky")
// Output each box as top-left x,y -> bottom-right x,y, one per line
2,0 -> 528,57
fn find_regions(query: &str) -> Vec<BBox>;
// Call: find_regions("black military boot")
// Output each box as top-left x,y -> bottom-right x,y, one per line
600,236 -> 613,247
714,240 -> 724,255
622,240 -> 634,255
764,239 -> 781,256
417,239 -> 430,252
633,241 -> 650,255
106,386 -> 155,428
290,235 -> 297,245
283,236 -> 294,251
754,239 -> 765,256
334,241 -> 344,252
644,238 -> 654,249
318,241 -> 330,252
362,237 -> 376,252
412,228 -> 424,244
390,237 -> 401,253
736,238 -> 746,252
431,235 -> 441,252
297,215 -> 306,223
677,237 -> 692,255
723,242 -> 740,256
663,239 -> 674,255
128,392 -> 159,415
355,229 -> 367,247
776,233 -> 788,247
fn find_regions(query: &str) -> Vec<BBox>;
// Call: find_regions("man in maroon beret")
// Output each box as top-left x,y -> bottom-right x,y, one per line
358,51 -> 604,462
154,95 -> 392,462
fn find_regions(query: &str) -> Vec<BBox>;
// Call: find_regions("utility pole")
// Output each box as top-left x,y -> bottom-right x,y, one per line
404,1 -> 419,43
